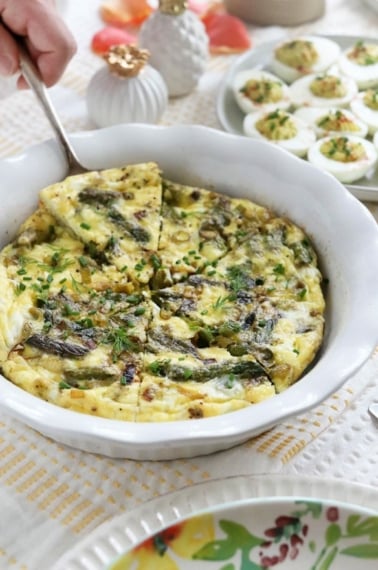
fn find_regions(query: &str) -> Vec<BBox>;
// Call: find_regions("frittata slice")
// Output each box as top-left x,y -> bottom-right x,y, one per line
3,351 -> 142,421
0,205 -> 152,418
137,348 -> 275,421
39,163 -> 163,284
150,252 -> 324,393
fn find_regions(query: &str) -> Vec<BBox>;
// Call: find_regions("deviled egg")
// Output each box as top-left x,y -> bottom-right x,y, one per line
232,69 -> 291,114
338,41 -> 378,89
243,109 -> 316,157
307,135 -> 377,183
294,107 -> 368,138
290,72 -> 358,108
350,87 -> 378,134
271,36 -> 341,84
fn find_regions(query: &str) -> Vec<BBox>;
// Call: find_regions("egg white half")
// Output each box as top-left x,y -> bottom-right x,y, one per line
290,73 -> 358,109
350,90 -> 378,135
338,43 -> 378,89
232,69 -> 291,115
294,106 -> 368,138
271,36 -> 341,84
307,135 -> 377,183
243,110 -> 316,157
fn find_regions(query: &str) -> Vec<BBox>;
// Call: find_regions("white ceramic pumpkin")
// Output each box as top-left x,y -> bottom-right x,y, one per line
86,45 -> 168,128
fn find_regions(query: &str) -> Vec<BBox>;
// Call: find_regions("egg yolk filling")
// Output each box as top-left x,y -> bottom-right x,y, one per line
363,88 -> 378,111
240,79 -> 283,104
320,137 -> 367,163
256,110 -> 297,140
316,110 -> 360,132
310,75 -> 347,99
275,40 -> 318,70
347,41 -> 378,66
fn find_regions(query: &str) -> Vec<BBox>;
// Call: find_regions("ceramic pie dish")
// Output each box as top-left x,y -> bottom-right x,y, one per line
0,124 -> 377,460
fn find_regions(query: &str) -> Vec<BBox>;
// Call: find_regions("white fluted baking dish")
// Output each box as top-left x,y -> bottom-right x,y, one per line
0,124 -> 377,460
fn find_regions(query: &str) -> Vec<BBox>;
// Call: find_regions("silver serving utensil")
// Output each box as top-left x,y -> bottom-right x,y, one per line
16,36 -> 88,176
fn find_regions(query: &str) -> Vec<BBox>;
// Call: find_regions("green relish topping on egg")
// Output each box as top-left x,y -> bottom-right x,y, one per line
275,40 -> 318,70
316,110 -> 360,132
363,88 -> 378,110
256,110 -> 297,141
348,41 -> 378,66
310,75 -> 347,99
320,137 -> 367,163
240,78 -> 283,104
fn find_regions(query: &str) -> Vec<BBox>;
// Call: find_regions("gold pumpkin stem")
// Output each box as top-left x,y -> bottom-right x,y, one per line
159,0 -> 188,15
104,45 -> 150,78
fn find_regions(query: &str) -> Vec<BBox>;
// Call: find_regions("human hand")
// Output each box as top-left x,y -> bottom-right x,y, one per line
0,0 -> 76,87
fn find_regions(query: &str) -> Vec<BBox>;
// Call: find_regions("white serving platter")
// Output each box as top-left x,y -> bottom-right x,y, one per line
217,35 -> 378,202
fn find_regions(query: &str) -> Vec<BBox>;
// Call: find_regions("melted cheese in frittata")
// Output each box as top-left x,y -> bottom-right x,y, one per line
0,163 -> 326,422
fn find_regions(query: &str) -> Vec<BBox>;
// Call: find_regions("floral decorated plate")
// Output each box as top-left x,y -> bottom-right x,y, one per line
52,475 -> 378,570
108,498 -> 377,569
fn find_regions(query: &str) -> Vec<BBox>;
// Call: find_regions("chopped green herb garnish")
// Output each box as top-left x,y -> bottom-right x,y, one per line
273,263 -> 285,275
150,253 -> 161,270
77,318 -> 94,329
225,374 -> 236,388
15,282 -> 26,295
104,327 -> 136,360
78,256 -> 88,267
148,359 -> 170,375
183,368 -> 193,380
134,307 -> 146,316
298,287 -> 307,299
227,265 -> 251,292
62,304 -> 80,317
71,275 -> 85,293
212,294 -> 235,310
125,294 -> 142,305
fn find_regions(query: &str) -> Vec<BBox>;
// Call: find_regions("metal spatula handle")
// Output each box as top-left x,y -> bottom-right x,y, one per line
16,36 -> 87,175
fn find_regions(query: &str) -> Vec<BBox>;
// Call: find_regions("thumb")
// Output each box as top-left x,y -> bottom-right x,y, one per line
0,23 -> 19,76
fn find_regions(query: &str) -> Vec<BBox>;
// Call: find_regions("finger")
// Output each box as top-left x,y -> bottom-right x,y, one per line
0,23 -> 20,76
1,0 -> 77,86
26,15 -> 77,86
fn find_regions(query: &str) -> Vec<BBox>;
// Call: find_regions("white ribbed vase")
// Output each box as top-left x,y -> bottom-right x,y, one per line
86,64 -> 168,128
139,10 -> 209,97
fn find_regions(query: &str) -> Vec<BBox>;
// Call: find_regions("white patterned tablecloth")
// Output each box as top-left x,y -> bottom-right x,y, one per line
0,1 -> 377,569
